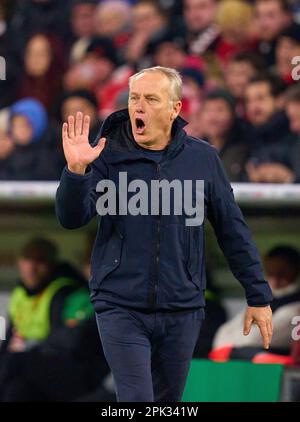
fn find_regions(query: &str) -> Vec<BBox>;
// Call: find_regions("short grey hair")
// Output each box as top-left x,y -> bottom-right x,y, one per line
128,66 -> 183,102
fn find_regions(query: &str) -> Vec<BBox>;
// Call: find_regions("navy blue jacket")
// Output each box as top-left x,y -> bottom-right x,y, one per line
56,109 -> 272,311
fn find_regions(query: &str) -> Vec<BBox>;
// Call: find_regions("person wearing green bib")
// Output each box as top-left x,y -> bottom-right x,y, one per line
0,237 -> 111,401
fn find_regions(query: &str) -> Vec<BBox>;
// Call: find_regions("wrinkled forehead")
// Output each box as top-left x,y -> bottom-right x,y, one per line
129,72 -> 171,96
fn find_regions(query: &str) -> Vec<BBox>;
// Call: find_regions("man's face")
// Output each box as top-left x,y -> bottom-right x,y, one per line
225,61 -> 257,99
71,3 -> 95,38
255,0 -> 290,41
276,37 -> 300,71
18,258 -> 51,290
132,3 -> 164,34
153,43 -> 186,69
286,101 -> 300,134
62,97 -> 98,127
265,257 -> 295,290
245,82 -> 277,126
128,72 -> 181,148
184,0 -> 216,33
201,99 -> 234,138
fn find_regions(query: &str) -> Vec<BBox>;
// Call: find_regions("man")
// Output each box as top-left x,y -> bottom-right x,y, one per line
224,52 -> 265,116
183,0 -> 219,56
255,0 -> 292,66
245,74 -> 294,183
212,245 -> 300,360
200,89 -> 252,182
59,89 -> 101,143
56,66 -> 273,402
0,237 -> 110,401
284,84 -> 300,183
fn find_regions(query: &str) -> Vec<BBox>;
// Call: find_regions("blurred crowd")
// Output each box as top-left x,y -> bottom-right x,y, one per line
1,236 -> 300,401
0,0 -> 300,182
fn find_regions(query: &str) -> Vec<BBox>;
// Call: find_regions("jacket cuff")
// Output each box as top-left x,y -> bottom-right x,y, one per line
64,165 -> 92,180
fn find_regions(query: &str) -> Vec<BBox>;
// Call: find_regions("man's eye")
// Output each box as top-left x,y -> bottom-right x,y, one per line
149,98 -> 158,102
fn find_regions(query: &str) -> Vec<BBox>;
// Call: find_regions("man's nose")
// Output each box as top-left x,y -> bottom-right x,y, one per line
136,97 -> 146,112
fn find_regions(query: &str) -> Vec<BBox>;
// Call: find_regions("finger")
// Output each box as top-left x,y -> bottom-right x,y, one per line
267,320 -> 273,342
62,122 -> 69,144
82,115 -> 90,138
243,316 -> 253,336
258,322 -> 270,349
68,115 -> 75,139
75,111 -> 83,137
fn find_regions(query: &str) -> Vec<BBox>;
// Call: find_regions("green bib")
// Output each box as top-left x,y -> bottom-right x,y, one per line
8,277 -> 76,341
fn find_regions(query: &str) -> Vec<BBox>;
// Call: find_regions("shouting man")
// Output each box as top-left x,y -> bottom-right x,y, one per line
56,66 -> 273,402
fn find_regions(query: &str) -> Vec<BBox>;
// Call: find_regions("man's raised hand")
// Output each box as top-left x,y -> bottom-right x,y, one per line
62,111 -> 106,175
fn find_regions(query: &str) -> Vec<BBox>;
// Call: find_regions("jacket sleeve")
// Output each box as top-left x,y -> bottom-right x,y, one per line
55,155 -> 108,229
207,147 -> 273,307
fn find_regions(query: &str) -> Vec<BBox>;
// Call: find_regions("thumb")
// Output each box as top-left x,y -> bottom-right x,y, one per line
94,137 -> 106,155
243,316 -> 253,336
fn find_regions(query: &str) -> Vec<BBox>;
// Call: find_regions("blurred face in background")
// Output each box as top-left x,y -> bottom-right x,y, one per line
71,3 -> 96,38
25,34 -> 52,78
153,43 -> 186,69
225,60 -> 257,99
201,99 -> 234,139
18,258 -> 51,290
265,256 -> 297,290
255,0 -> 291,41
10,115 -> 33,146
94,1 -> 131,37
245,81 -> 276,126
276,37 -> 300,75
286,101 -> 300,135
184,0 -> 216,33
132,2 -> 165,35
62,97 -> 98,127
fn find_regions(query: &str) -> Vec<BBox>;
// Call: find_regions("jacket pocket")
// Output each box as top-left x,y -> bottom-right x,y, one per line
186,227 -> 202,290
89,226 -> 123,290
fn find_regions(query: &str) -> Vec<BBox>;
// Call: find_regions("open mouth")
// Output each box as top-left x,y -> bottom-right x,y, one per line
135,118 -> 146,135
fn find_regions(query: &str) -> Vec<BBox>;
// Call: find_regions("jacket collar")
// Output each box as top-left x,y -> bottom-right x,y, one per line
97,109 -> 188,164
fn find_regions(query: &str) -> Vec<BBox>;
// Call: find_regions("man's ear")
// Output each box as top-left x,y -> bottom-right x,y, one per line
171,101 -> 182,120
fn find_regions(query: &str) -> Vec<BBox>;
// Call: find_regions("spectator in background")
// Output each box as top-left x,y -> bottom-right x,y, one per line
183,0 -> 219,56
224,52 -> 266,117
59,90 -> 102,144
245,74 -> 295,183
211,245 -> 300,361
255,0 -> 292,66
125,0 -> 169,66
17,33 -> 66,115
64,36 -> 120,93
0,98 -> 62,180
199,89 -> 252,181
214,0 -> 257,67
93,0 -> 132,50
69,0 -> 98,65
9,0 -> 73,53
148,30 -> 203,70
0,237 -> 111,402
0,1 -> 20,108
284,84 -> 300,182
180,67 -> 205,131
275,22 -> 300,85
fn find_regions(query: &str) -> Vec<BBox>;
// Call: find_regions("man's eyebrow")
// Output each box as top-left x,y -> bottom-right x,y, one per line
129,92 -> 161,98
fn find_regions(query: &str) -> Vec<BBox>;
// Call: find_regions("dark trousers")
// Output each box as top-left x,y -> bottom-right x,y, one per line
95,305 -> 205,402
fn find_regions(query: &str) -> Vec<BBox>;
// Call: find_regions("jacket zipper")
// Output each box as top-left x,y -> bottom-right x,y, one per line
151,162 -> 161,308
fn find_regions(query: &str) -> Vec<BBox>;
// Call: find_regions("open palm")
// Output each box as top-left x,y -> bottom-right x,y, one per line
62,111 -> 106,174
